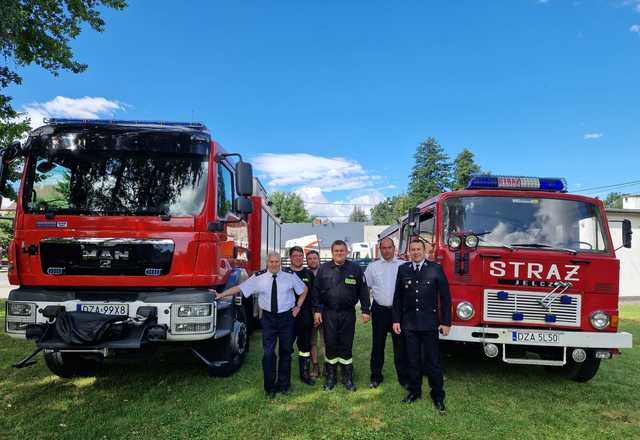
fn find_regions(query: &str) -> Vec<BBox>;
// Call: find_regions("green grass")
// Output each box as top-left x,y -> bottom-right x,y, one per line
1,301 -> 639,440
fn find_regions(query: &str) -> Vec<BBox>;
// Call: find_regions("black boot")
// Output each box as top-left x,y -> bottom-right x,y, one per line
343,364 -> 356,392
300,357 -> 315,385
323,363 -> 337,391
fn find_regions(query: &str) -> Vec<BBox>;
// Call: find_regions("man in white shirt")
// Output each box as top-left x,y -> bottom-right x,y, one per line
364,237 -> 408,389
217,252 -> 307,398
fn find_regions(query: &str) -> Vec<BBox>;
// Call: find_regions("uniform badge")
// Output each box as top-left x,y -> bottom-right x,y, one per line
345,277 -> 356,285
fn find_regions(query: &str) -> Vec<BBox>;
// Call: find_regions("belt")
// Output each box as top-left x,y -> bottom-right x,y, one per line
373,301 -> 392,309
262,308 -> 293,316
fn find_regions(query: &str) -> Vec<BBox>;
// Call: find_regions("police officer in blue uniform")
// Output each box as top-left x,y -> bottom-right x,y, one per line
283,246 -> 316,385
217,252 -> 307,398
393,238 -> 451,411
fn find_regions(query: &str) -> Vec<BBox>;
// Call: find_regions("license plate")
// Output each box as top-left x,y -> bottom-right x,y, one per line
511,330 -> 560,344
77,303 -> 129,316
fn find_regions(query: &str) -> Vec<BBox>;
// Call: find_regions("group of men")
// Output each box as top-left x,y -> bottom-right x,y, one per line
216,237 -> 452,412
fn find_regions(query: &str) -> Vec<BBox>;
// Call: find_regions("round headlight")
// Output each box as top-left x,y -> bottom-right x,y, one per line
465,234 -> 479,248
456,301 -> 474,320
448,236 -> 462,249
590,311 -> 610,330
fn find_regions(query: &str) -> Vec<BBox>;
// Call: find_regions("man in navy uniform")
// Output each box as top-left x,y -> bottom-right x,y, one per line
283,246 -> 316,385
392,238 -> 451,411
217,252 -> 307,398
312,240 -> 370,392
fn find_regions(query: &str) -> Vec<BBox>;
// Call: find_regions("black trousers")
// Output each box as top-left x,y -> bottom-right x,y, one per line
370,301 -> 409,384
406,330 -> 445,402
261,310 -> 296,393
295,309 -> 313,356
322,308 -> 356,361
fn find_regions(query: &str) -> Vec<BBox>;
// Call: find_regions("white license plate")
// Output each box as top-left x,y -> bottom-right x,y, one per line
77,303 -> 129,316
511,330 -> 560,344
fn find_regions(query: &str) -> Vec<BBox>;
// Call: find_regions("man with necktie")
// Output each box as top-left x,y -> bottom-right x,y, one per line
217,252 -> 307,398
392,239 -> 451,411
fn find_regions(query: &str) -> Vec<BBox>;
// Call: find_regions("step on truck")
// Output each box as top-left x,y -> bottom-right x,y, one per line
379,175 -> 633,381
1,119 -> 282,377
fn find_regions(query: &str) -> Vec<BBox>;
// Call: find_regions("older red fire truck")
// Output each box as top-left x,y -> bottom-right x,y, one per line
2,119 -> 282,377
380,175 -> 633,381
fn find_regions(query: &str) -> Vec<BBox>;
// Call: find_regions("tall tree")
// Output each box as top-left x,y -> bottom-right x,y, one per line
453,148 -> 481,190
370,194 -> 410,225
407,137 -> 452,206
348,205 -> 367,222
270,192 -> 311,223
604,192 -> 623,209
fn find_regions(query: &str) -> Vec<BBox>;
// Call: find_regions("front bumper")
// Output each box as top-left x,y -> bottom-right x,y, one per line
440,325 -> 633,349
5,287 -> 236,345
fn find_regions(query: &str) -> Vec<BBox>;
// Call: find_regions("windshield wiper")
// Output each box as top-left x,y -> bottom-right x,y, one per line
509,243 -> 577,255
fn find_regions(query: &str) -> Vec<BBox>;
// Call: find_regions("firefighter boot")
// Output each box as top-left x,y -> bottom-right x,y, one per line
299,357 -> 315,385
323,363 -> 337,391
343,364 -> 356,392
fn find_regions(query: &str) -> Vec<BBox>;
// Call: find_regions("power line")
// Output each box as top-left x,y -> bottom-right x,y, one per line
572,179 -> 640,193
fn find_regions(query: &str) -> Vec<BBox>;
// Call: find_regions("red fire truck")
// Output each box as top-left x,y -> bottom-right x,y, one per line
2,119 -> 282,377
379,175 -> 633,381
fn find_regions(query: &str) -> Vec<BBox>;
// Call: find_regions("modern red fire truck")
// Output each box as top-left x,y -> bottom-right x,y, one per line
379,175 -> 633,381
2,119 -> 282,377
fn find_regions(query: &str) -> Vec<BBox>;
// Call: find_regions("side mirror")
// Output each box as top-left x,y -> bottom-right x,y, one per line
235,161 -> 253,197
0,141 -> 21,194
234,197 -> 253,215
622,219 -> 633,249
407,207 -> 420,234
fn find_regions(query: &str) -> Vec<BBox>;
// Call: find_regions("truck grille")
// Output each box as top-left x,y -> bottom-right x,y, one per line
484,289 -> 581,327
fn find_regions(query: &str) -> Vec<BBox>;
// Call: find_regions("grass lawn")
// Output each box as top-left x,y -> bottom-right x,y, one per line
1,301 -> 639,440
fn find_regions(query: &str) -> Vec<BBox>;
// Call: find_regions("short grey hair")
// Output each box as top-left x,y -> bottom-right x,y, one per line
267,251 -> 281,260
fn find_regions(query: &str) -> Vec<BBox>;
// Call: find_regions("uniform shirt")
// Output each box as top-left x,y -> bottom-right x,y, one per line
311,260 -> 371,314
364,257 -> 403,307
392,261 -> 452,331
283,267 -> 314,314
240,269 -> 306,313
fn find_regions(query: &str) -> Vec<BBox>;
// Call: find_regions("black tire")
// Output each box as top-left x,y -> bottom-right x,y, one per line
44,351 -> 103,378
207,319 -> 248,377
546,351 -> 601,382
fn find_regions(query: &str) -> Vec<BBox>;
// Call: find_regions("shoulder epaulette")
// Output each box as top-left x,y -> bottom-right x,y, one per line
255,269 -> 268,276
282,267 -> 293,273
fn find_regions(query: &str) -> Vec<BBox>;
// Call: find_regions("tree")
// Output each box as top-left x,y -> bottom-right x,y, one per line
407,137 -> 452,206
604,192 -> 623,209
270,192 -> 311,223
453,148 -> 481,190
348,205 -> 367,222
370,194 -> 410,225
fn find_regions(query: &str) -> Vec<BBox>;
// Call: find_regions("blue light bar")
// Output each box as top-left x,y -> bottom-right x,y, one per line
512,312 -> 524,321
43,118 -> 207,130
497,291 -> 509,300
467,175 -> 567,193
560,295 -> 572,305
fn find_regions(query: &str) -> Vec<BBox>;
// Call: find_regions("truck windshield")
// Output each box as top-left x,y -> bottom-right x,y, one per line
443,196 -> 609,252
22,133 -> 209,216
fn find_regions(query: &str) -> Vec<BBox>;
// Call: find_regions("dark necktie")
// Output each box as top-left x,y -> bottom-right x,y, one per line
271,274 -> 278,313
414,264 -> 420,273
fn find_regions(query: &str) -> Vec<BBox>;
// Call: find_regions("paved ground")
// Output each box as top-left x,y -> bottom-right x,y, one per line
0,271 -> 12,299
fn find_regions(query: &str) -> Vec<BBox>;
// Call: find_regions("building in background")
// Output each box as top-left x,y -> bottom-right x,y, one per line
282,222 -> 389,259
607,194 -> 640,299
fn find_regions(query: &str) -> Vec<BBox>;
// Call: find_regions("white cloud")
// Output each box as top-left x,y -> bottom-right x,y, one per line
21,96 -> 124,129
583,132 -> 603,140
295,186 -> 385,223
631,24 -> 640,33
253,153 -> 381,192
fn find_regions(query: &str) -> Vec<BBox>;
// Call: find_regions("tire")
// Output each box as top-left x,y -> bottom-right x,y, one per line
207,319 -> 248,377
546,350 -> 601,382
44,351 -> 103,378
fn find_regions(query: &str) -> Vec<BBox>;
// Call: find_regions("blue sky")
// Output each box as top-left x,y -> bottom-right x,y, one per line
8,0 -> 640,219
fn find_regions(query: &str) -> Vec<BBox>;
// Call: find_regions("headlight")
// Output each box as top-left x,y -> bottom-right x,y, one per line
590,311 -> 610,330
456,301 -> 474,320
448,236 -> 462,249
177,304 -> 212,317
8,302 -> 35,317
465,235 -> 479,248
